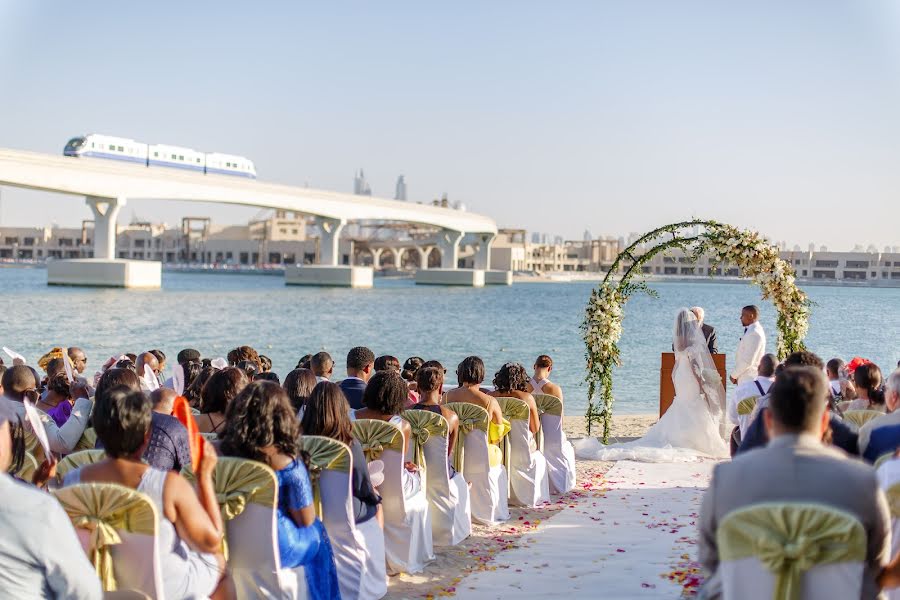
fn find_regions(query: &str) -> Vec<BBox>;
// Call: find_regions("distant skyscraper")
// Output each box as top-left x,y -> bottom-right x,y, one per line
394,175 -> 407,201
583,229 -> 593,241
531,232 -> 542,243
353,169 -> 372,196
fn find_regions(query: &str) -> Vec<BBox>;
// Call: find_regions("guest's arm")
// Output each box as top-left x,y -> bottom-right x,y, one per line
41,383 -> 93,454
169,441 -> 224,554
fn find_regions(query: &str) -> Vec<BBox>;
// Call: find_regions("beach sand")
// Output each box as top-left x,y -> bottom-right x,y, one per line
386,412 -> 658,599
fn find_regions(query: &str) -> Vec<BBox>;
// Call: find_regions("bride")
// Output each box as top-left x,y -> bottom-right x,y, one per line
575,307 -> 730,462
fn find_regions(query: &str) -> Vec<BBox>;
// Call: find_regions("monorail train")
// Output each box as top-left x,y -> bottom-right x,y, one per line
63,134 -> 257,178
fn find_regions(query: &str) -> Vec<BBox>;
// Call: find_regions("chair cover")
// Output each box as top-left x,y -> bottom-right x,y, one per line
213,457 -> 308,600
75,427 -> 98,452
497,397 -> 550,507
15,451 -> 38,481
877,461 -> 900,600
352,419 -> 434,574
533,394 -> 576,494
445,403 -> 509,525
717,502 -> 867,600
842,410 -> 883,429
57,449 -> 107,481
299,435 -> 386,600
54,482 -> 163,598
402,410 -> 471,546
737,396 -> 758,417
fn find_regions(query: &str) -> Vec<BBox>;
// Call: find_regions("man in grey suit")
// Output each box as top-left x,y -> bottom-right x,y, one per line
698,366 -> 891,599
671,306 -> 718,354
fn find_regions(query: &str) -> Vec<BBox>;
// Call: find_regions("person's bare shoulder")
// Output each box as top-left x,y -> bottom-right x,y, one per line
544,382 -> 564,399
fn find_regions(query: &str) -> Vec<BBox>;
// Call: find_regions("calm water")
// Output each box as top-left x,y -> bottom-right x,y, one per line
1,267 -> 897,415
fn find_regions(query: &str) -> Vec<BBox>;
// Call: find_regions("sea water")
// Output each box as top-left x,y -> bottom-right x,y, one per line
1,267 -> 897,415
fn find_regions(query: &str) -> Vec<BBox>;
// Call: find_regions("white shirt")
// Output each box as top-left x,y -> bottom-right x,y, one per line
0,473 -> 103,599
730,321 -> 766,384
2,395 -> 93,454
729,376 -> 774,435
315,376 -> 330,383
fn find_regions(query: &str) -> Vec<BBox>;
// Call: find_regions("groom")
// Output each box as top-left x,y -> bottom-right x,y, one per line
729,305 -> 766,385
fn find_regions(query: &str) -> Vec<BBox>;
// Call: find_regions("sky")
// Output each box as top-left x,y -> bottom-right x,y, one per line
1,1 -> 899,250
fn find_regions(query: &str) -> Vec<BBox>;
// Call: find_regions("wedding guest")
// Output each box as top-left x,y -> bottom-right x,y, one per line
236,359 -> 259,380
311,352 -> 334,383
255,371 -> 281,385
258,354 -> 272,373
729,354 -> 777,439
0,403 -> 103,599
136,351 -> 160,379
411,366 -> 459,474
67,346 -> 88,375
195,367 -> 249,434
296,354 -> 313,370
64,387 -> 233,599
227,345 -> 260,369
149,349 -> 167,373
402,357 -> 424,389
737,351 -> 859,455
446,356 -> 505,466
1,364 -> 92,454
152,387 -> 178,415
220,381 -> 341,599
526,354 -> 564,400
859,369 -> 900,463
284,368 -> 317,416
300,382 -> 383,526
699,366 -> 890,600
180,359 -> 204,405
340,346 -> 375,410
827,358 -> 846,399
487,362 -> 540,434
374,355 -> 400,373
353,370 -> 421,499
177,348 -> 202,365
729,305 -> 766,385
847,363 -> 885,412
147,388 -> 192,472
37,372 -> 74,427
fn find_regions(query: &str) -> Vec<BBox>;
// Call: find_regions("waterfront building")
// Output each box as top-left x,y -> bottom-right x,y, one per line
353,169 -> 372,196
395,175 -> 407,201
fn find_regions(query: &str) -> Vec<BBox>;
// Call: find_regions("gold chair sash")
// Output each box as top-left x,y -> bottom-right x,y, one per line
444,402 -> 490,474
718,502 -> 867,600
842,410 -> 883,428
53,482 -> 157,592
351,419 -> 403,462
400,409 -> 449,474
886,483 -> 900,519
57,449 -> 107,482
213,457 -> 277,561
15,451 -> 38,481
497,397 -> 529,477
75,427 -> 98,452
533,394 -> 563,451
737,396 -> 759,416
298,435 -> 352,519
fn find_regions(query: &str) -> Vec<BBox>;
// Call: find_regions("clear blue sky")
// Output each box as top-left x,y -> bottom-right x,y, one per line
1,1 -> 899,250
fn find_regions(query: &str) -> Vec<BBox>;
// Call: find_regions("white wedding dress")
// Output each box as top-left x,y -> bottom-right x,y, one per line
575,310 -> 730,462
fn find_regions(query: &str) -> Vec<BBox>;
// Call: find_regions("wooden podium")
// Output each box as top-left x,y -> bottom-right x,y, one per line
660,353 -> 727,417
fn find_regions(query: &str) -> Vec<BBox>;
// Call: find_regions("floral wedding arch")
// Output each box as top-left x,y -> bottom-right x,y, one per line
582,220 -> 811,442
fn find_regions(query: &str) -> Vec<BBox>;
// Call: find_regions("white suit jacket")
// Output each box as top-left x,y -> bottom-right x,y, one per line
730,321 -> 765,384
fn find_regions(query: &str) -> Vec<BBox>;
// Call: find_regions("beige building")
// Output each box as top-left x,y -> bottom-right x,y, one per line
482,229 -> 621,272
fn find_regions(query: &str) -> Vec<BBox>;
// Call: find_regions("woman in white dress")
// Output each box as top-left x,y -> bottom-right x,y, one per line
575,308 -> 730,462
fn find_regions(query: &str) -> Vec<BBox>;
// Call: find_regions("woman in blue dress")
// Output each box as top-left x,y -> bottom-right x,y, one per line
219,380 -> 341,600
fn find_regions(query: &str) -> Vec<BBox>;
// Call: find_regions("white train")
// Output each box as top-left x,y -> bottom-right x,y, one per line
63,134 -> 257,178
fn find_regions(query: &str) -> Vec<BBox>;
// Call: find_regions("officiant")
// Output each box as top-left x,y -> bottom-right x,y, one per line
672,306 -> 718,354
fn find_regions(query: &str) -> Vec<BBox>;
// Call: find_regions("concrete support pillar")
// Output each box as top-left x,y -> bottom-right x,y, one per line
316,217 -> 345,266
86,196 -> 126,259
437,229 -> 464,269
416,247 -> 430,270
387,248 -> 400,270
474,233 -> 496,270
371,248 -> 383,268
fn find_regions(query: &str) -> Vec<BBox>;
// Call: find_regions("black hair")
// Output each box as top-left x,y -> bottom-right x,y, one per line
300,381 -> 353,445
374,355 -> 400,372
201,367 -> 249,414
416,366 -> 443,394
254,371 -> 280,384
759,354 -> 778,378
783,351 -> 824,370
258,355 -> 272,373
402,357 -> 424,382
742,305 -> 760,319
95,368 -> 142,402
236,359 -> 259,379
346,347 -> 375,371
456,356 -> 485,385
283,368 -> 317,413
310,352 -> 333,377
177,348 -> 201,364
220,381 -> 300,464
363,370 -> 407,415
854,363 -> 885,406
493,362 -> 530,392
769,366 -> 827,432
826,358 -> 845,378
93,387 -> 152,458
296,354 -> 312,370
149,349 -> 166,366
1,365 -> 37,398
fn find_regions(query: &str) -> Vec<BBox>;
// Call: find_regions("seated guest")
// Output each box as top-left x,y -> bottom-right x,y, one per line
258,354 -> 272,373
136,351 -> 161,385
698,366 -> 890,599
374,355 -> 400,373
164,348 -> 202,388
186,364 -> 215,408
353,371 -> 421,499
847,363 -> 885,412
300,382 -> 383,526
737,351 -> 859,456
729,353 -> 777,439
296,354 -> 313,370
149,349 -> 167,374
445,356 -> 505,466
236,359 -> 259,380
487,362 -> 541,435
227,345 -> 261,369
311,352 -> 334,383
402,357 -> 424,391
859,369 -> 900,463
37,372 -> 74,427
1,364 -> 92,455
284,368 -> 317,417
255,371 -> 281,385
826,357 -> 846,399
195,367 -> 249,434
0,403 -> 103,598
147,388 -> 192,472
340,346 -> 375,410
64,387 -> 232,599
526,354 -> 564,400
220,382 -> 341,599
67,346 -> 88,376
411,366 -> 459,475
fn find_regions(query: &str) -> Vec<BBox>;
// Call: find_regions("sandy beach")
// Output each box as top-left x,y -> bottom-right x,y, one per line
386,412 -> 660,599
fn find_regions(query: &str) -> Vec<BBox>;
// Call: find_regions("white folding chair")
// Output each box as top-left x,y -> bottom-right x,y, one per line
877,459 -> 900,600
497,397 -> 550,507
534,393 -> 576,494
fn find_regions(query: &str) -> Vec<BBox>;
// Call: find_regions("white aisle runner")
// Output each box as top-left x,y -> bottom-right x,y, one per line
457,460 -> 717,599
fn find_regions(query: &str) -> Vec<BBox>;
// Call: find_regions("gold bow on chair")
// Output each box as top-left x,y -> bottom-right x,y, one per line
213,458 -> 277,560
298,436 -> 352,519
444,402 -> 489,474
351,419 -> 403,463
75,428 -> 98,452
718,502 -> 866,600
737,396 -> 759,416
533,394 -> 563,451
15,451 -> 38,481
497,397 -> 528,477
401,410 -> 449,475
57,449 -> 107,484
842,410 -> 883,429
53,483 -> 157,592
